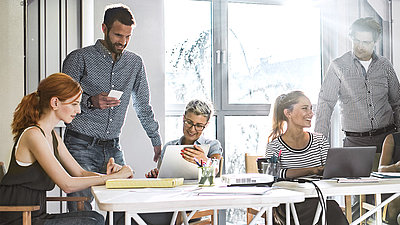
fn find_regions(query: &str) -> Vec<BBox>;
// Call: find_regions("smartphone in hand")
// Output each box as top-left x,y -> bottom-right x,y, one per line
108,90 -> 123,100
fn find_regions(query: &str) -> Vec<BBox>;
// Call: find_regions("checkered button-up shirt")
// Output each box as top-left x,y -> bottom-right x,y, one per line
315,51 -> 400,137
62,40 -> 161,146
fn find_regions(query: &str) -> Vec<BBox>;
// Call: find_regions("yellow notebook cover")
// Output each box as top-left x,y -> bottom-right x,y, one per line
106,178 -> 184,189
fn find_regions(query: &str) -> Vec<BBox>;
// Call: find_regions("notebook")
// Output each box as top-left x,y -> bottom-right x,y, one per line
321,146 -> 377,179
158,144 -> 210,180
106,178 -> 184,189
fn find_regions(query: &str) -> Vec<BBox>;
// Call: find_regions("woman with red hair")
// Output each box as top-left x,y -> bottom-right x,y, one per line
0,73 -> 133,225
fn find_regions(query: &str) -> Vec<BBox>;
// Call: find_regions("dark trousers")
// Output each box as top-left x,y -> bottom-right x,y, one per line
273,198 -> 348,225
343,130 -> 394,222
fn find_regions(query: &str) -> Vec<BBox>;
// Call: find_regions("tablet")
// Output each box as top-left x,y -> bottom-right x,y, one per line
158,144 -> 210,180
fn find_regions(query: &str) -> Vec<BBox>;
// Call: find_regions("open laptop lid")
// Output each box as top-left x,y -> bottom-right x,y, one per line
158,144 -> 210,180
322,146 -> 376,179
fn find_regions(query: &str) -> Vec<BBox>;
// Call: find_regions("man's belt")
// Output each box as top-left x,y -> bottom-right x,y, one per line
66,129 -> 118,146
345,124 -> 396,137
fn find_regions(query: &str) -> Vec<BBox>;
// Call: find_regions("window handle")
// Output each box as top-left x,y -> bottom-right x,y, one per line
216,50 -> 221,64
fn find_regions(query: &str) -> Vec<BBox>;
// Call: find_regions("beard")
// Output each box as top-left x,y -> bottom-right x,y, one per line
105,33 -> 126,55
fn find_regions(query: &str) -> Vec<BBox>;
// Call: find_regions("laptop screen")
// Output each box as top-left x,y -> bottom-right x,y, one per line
322,146 -> 376,179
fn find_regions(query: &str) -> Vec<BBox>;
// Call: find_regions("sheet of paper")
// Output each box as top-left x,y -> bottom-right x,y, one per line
337,177 -> 380,183
194,186 -> 271,195
371,172 -> 400,178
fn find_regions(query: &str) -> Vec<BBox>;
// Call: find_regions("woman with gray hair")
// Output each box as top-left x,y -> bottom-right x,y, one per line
146,99 -> 222,178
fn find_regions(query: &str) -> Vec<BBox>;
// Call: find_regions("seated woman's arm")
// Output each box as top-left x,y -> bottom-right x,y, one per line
266,138 -> 326,179
26,128 -> 133,193
285,166 -> 324,178
379,134 -> 400,172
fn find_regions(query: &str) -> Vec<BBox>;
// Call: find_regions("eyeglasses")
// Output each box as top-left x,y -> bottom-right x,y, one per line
352,38 -> 375,46
183,119 -> 206,131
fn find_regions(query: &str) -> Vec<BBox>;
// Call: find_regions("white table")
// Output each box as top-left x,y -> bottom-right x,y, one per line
273,178 -> 400,225
92,185 -> 304,225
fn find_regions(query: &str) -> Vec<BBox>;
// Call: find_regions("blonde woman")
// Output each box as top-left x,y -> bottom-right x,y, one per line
266,91 -> 348,225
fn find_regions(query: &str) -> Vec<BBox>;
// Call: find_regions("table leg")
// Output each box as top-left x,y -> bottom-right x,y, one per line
267,207 -> 273,225
248,207 -> 267,225
290,203 -> 300,225
286,203 -> 290,225
213,209 -> 218,225
129,212 -> 146,225
181,211 -> 190,225
109,211 -> 113,225
351,193 -> 400,225
186,210 -> 197,221
170,211 -> 179,225
376,194 -> 382,225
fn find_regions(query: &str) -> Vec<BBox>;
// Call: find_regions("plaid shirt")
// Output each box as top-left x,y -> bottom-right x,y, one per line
315,51 -> 400,137
62,40 -> 161,146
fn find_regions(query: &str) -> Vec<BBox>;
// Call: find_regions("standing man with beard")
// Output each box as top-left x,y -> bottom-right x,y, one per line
62,4 -> 162,212
315,17 -> 400,221
315,17 -> 400,167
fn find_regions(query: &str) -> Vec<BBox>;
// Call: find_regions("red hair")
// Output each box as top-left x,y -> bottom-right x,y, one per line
11,73 -> 81,141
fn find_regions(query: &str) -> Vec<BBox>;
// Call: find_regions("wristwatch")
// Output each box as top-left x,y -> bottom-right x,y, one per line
87,97 -> 94,109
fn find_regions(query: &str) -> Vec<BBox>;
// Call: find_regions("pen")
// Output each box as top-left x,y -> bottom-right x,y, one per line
278,149 -> 282,161
194,157 -> 202,167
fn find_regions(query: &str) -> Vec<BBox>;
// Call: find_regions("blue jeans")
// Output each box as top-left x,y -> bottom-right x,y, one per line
32,211 -> 104,225
64,131 -> 125,212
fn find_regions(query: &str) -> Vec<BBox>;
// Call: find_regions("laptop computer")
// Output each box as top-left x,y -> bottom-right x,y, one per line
321,146 -> 376,179
158,144 -> 210,180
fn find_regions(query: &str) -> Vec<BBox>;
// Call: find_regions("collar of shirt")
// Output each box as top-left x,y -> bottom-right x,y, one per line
96,39 -> 122,62
351,51 -> 378,63
175,135 -> 206,146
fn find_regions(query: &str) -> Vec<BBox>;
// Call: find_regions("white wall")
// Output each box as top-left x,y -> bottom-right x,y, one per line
0,1 -> 24,167
93,0 -> 165,177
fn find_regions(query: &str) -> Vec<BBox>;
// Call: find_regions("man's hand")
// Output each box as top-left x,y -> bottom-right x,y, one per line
153,145 -> 161,162
91,92 -> 121,109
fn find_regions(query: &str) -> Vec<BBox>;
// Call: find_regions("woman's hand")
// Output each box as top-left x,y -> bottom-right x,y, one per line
312,166 -> 324,175
116,165 -> 134,179
180,145 -> 207,164
106,157 -> 122,175
145,168 -> 159,178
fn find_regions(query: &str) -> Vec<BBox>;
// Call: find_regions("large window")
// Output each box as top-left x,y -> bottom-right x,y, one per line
165,0 -> 321,224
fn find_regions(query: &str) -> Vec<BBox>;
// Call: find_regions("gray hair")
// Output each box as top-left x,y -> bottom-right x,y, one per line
185,99 -> 214,121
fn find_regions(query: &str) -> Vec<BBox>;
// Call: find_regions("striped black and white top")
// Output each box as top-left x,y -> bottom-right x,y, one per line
266,132 -> 329,178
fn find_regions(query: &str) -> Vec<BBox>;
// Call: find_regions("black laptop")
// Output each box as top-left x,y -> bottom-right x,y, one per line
322,146 -> 376,179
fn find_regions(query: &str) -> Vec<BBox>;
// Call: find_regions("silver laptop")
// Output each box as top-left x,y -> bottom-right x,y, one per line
158,144 -> 210,180
322,146 -> 376,179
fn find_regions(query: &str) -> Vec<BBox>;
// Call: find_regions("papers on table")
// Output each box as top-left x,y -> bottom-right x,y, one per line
336,177 -> 380,183
193,186 -> 271,195
371,172 -> 400,178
